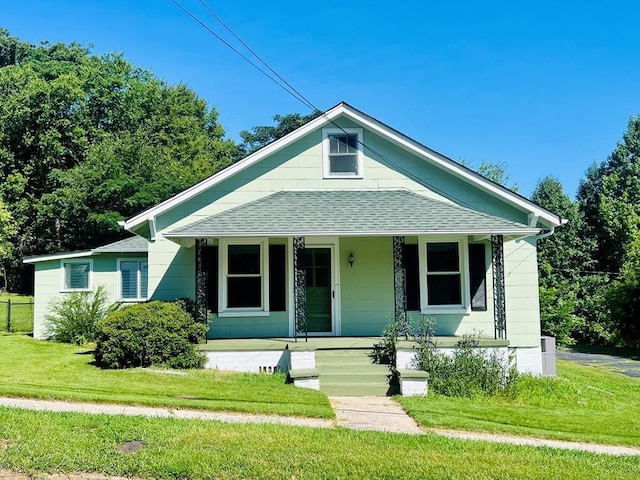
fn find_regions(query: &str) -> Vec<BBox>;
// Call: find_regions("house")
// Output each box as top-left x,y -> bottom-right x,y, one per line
26,102 -> 563,380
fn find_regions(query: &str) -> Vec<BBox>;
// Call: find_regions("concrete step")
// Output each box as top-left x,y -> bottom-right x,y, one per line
320,382 -> 392,397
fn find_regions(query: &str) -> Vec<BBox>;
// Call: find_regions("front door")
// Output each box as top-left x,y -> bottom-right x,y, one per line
305,247 -> 333,333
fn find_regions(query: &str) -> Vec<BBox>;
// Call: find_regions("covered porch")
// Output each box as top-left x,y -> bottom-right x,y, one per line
163,189 -> 537,342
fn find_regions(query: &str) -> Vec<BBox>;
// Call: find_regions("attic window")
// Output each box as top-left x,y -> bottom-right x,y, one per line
322,128 -> 363,178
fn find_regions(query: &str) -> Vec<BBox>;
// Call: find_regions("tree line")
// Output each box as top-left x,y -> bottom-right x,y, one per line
0,30 -> 638,346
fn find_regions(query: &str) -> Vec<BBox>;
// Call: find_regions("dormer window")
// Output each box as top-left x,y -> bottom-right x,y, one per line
322,128 -> 363,178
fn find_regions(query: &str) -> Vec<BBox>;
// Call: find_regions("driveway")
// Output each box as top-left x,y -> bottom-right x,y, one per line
557,349 -> 640,378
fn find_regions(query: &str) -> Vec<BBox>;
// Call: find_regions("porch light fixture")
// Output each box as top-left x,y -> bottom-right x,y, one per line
348,252 -> 355,268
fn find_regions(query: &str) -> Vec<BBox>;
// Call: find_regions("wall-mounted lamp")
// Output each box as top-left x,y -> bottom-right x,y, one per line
348,252 -> 355,268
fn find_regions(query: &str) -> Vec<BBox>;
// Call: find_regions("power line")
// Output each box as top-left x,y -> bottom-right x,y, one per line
170,0 -> 310,108
170,1 -> 539,223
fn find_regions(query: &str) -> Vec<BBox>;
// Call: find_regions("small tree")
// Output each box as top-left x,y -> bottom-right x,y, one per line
44,285 -> 119,345
94,301 -> 206,369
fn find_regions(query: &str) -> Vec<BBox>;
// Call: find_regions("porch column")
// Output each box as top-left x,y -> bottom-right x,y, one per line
491,234 -> 507,340
392,235 -> 407,323
293,236 -> 307,342
194,239 -> 208,328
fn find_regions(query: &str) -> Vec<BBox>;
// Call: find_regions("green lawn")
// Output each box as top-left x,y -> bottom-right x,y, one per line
0,335 -> 333,418
0,293 -> 33,333
398,359 -> 640,447
1,408 -> 639,480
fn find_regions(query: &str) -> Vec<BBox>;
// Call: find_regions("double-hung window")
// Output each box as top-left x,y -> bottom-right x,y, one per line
426,242 -> 462,306
219,239 -> 269,316
118,259 -> 148,301
417,237 -> 469,313
322,128 -> 364,178
61,259 -> 92,292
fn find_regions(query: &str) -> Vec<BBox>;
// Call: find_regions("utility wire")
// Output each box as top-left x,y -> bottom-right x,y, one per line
171,1 -> 539,222
170,0 -> 310,107
197,0 -> 317,114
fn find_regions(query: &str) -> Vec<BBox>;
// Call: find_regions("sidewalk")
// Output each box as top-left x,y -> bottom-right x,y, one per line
1,396 -> 639,458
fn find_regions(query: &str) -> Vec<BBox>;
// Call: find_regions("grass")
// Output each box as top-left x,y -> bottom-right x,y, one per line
0,293 -> 33,333
398,359 -> 640,447
0,335 -> 333,419
1,408 -> 639,480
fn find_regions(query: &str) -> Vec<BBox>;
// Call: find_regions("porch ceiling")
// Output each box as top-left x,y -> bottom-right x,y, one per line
164,189 -> 539,238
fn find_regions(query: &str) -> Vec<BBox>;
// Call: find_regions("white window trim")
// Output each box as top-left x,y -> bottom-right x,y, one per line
60,258 -> 93,293
218,238 -> 270,317
418,236 -> 471,314
322,127 -> 364,179
117,258 -> 148,302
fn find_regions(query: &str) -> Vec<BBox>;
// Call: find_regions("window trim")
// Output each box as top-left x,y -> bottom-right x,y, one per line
418,236 -> 470,314
60,259 -> 93,293
218,238 -> 270,317
117,258 -> 149,302
322,128 -> 364,179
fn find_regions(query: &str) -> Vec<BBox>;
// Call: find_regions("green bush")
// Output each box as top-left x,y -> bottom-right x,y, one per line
374,315 -> 517,397
94,301 -> 206,369
415,334 -> 518,397
44,285 -> 119,345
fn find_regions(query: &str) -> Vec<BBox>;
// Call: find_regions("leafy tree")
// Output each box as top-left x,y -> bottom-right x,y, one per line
0,199 -> 17,291
577,116 -> 640,274
0,29 -> 238,291
239,111 -> 321,155
575,116 -> 640,345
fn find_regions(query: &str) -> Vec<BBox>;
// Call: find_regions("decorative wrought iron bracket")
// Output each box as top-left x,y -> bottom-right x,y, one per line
491,234 -> 507,340
393,236 -> 407,324
293,237 -> 307,342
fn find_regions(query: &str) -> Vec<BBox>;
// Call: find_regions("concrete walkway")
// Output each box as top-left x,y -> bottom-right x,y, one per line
1,396 -> 639,457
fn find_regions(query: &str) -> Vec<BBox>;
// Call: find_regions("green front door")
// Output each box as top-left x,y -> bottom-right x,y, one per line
305,247 -> 332,333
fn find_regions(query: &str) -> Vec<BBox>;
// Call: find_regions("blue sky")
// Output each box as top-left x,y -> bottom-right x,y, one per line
4,0 -> 640,197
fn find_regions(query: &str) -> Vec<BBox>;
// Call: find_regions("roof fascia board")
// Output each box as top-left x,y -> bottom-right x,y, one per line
163,228 -> 540,239
340,104 -> 563,227
123,107 -> 344,232
23,250 -> 95,264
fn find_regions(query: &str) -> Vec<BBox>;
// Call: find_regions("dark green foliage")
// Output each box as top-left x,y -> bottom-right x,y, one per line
94,301 -> 206,369
44,285 -> 119,345
0,29 -> 237,292
239,111 -> 321,155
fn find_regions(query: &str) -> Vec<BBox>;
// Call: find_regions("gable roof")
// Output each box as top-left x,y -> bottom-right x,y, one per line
23,236 -> 148,264
164,189 -> 539,238
123,102 -> 564,235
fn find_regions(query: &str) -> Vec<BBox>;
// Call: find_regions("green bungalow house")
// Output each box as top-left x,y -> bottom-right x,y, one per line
26,102 -> 564,386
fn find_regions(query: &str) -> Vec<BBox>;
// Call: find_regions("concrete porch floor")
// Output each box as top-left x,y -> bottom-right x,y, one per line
198,336 -> 508,352
198,336 -> 384,352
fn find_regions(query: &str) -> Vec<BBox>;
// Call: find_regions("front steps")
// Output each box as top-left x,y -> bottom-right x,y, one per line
315,349 -> 392,397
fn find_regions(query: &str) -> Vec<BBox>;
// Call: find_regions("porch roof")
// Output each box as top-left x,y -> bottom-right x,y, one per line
164,189 -> 539,238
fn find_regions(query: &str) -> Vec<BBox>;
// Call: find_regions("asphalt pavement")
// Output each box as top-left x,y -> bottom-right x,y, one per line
557,348 -> 640,378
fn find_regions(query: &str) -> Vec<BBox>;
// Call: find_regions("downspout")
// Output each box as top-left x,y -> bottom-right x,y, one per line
535,227 -> 555,240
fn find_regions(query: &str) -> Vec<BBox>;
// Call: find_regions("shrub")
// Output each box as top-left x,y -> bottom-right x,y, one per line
374,314 -> 518,397
44,285 -> 119,345
94,301 -> 206,369
415,333 -> 518,397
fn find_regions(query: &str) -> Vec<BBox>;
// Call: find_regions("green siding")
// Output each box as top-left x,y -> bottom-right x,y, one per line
32,253 -> 145,339
339,237 -> 394,336
208,312 -> 289,338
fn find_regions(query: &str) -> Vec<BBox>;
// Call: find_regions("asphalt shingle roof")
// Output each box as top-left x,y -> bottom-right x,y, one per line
92,236 -> 148,253
165,190 -> 537,238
